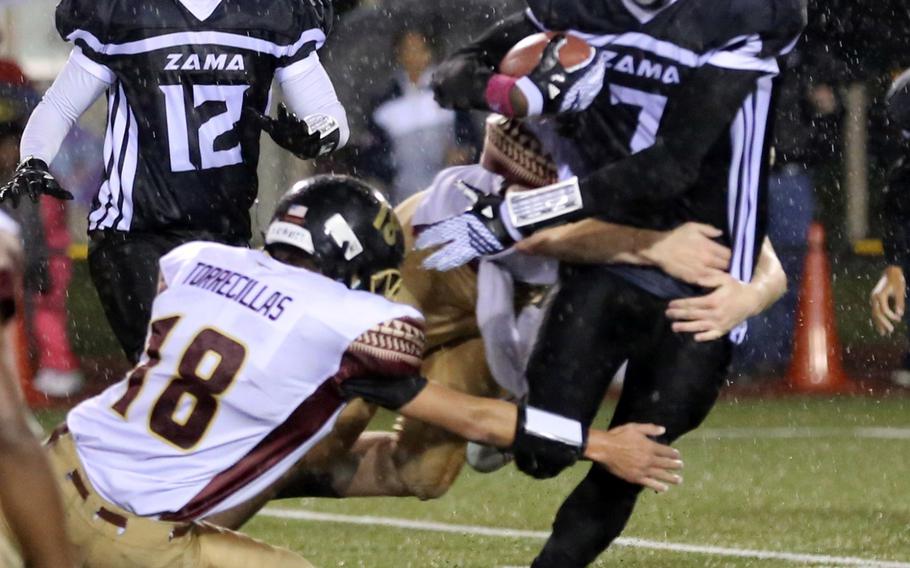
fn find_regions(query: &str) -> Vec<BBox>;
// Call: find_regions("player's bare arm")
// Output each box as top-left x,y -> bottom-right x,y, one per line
0,236 -> 74,568
397,383 -> 683,492
516,219 -> 732,285
666,238 -> 787,342
327,312 -> 682,496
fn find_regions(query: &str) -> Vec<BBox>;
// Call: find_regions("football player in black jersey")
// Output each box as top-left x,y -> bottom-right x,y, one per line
426,0 -> 806,565
0,0 -> 349,363
871,70 -> 910,347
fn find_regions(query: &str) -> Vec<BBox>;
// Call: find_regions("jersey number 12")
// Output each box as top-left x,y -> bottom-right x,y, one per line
160,84 -> 251,173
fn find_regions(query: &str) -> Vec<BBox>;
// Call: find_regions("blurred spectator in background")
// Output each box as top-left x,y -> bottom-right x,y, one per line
732,46 -> 847,380
361,27 -> 476,203
0,61 -> 93,398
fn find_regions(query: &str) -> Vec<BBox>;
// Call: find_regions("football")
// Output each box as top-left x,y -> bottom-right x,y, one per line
499,32 -> 595,77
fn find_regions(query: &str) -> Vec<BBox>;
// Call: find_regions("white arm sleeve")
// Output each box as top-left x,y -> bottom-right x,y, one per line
19,48 -> 112,163
277,53 -> 350,149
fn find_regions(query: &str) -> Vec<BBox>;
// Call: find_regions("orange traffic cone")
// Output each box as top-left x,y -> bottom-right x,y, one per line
786,223 -> 856,394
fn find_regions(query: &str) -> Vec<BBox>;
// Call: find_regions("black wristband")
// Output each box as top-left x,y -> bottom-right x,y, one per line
339,374 -> 428,411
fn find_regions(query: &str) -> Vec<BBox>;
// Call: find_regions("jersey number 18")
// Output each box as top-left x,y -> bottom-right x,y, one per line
111,316 -> 247,450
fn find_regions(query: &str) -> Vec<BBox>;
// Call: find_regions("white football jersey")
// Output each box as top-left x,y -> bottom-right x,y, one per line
67,242 -> 423,520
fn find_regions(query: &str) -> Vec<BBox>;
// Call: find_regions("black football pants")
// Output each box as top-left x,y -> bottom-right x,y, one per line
88,231 -> 245,365
525,265 -> 732,568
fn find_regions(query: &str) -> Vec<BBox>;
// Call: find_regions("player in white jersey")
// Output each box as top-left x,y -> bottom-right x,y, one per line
45,175 -> 684,567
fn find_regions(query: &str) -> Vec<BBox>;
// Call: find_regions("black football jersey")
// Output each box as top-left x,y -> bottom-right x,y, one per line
434,0 -> 805,311
56,0 -> 332,240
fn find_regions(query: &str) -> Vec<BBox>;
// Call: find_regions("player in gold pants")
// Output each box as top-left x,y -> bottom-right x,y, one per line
41,429 -> 313,568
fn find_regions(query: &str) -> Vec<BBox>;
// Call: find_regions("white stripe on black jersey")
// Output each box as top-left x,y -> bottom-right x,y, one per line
727,75 -> 773,342
90,83 -> 140,232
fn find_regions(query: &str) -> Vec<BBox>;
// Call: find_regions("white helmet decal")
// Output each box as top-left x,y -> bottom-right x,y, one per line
324,214 -> 365,260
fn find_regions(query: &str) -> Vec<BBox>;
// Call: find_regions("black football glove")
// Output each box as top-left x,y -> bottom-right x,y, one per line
0,158 -> 73,207
414,181 -> 517,271
249,103 -> 341,160
524,34 -> 607,115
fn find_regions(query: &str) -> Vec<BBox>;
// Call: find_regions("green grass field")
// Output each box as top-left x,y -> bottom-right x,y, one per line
36,396 -> 910,567
160,397 -> 910,568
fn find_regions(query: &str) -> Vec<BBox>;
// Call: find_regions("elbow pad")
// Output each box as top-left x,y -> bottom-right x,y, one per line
339,374 -> 428,411
513,403 -> 586,479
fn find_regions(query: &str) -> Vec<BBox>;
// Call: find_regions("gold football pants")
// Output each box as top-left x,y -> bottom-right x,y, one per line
45,430 -> 313,568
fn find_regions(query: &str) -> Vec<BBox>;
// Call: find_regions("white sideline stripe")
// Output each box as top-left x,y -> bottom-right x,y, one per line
696,427 -> 910,440
259,508 -> 910,567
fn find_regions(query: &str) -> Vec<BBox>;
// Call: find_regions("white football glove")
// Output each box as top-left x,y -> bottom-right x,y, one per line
414,182 -> 515,272
415,212 -> 509,271
560,51 -> 609,113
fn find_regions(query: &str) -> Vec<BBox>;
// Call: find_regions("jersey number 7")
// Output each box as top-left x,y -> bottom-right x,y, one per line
160,84 -> 251,173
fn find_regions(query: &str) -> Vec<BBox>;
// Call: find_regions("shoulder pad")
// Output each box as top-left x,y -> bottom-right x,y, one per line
718,0 -> 806,52
298,0 -> 334,37
55,0 -> 111,43
158,241 -> 222,286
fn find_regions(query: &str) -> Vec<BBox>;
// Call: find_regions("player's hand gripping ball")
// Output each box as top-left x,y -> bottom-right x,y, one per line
0,158 -> 73,207
500,32 -> 605,115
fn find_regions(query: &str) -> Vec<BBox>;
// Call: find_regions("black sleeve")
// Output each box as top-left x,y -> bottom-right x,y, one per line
338,374 -> 428,411
578,65 -> 765,216
883,159 -> 910,267
732,0 -> 807,59
55,0 -> 102,39
274,0 -> 333,69
454,110 -> 479,152
431,12 -> 539,111
55,0 -> 111,65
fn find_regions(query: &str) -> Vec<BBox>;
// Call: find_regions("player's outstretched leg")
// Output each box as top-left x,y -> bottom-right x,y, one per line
392,337 -> 499,499
532,309 -> 731,567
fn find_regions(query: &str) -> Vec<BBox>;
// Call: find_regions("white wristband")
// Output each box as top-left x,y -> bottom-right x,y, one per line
515,76 -> 544,117
505,177 -> 584,230
524,406 -> 584,448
